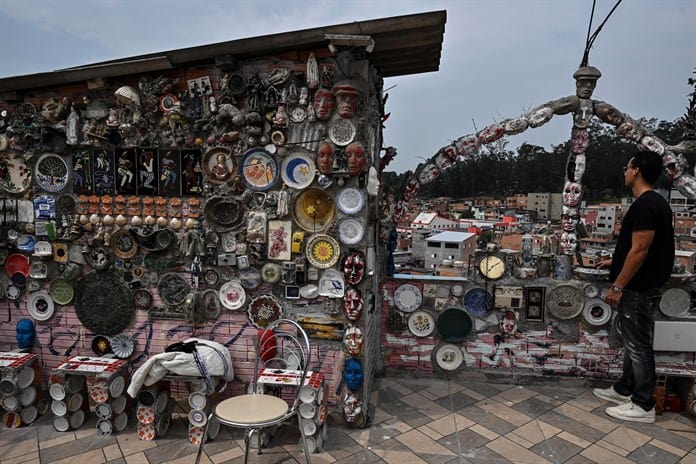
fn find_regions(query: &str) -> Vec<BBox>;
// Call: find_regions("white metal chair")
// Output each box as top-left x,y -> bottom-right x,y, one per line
195,318 -> 312,464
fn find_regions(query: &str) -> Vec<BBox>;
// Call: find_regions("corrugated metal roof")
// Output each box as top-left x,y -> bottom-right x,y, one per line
426,231 -> 476,243
0,10 -> 446,92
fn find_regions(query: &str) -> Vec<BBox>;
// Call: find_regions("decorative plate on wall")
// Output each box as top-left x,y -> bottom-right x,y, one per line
281,152 -> 316,190
336,188 -> 364,215
408,310 -> 435,338
75,271 -> 134,335
338,218 -> 365,245
393,284 -> 422,313
659,288 -> 691,317
34,153 -> 70,193
436,307 -> 472,342
0,151 -> 32,194
306,234 -> 340,269
247,294 -> 283,328
546,284 -> 584,320
463,287 -> 492,318
157,273 -> 191,306
433,343 -> 464,371
240,148 -> 278,191
583,298 -> 612,326
218,280 -> 246,310
293,188 -> 335,233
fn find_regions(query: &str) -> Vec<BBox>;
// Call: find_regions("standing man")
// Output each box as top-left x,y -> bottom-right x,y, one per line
593,150 -> 674,423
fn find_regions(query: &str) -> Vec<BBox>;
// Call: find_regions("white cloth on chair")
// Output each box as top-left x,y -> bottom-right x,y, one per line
127,338 -> 233,398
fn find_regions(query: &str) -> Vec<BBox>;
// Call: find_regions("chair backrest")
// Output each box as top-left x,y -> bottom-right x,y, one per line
252,319 -> 312,411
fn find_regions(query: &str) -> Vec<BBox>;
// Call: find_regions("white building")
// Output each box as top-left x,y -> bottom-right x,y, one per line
411,212 -> 459,230
424,231 -> 477,270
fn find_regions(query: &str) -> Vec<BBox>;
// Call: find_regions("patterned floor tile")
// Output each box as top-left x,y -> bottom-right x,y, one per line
511,396 -> 561,418
437,427 -> 491,456
486,437 -> 553,464
530,435 -> 583,463
537,410 -> 607,443
626,443 -> 682,464
454,405 -> 519,435
490,386 -> 539,405
434,390 -> 479,411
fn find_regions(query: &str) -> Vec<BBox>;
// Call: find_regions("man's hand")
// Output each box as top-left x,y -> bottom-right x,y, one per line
596,259 -> 612,269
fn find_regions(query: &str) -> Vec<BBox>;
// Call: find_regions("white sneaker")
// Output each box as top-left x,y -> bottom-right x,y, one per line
592,386 -> 631,405
605,401 -> 655,423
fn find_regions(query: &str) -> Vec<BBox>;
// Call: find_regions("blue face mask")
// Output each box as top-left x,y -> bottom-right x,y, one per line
16,318 -> 36,349
343,358 -> 364,392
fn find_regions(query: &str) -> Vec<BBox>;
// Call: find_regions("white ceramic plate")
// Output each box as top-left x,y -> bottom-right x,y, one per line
69,409 -> 85,429
20,405 -> 38,425
109,375 -> 125,398
336,188 -> 364,215
53,415 -> 70,432
112,395 -> 127,415
17,365 -> 35,389
51,399 -> 67,417
328,118 -> 356,146
433,343 -> 464,371
338,218 -> 365,245
19,385 -> 37,407
113,412 -> 128,432
408,310 -> 435,337
136,404 -> 155,424
67,393 -> 83,412
49,383 -> 66,401
97,418 -> 113,436
27,290 -> 55,321
188,391 -> 207,410
111,334 -> 136,359
188,408 -> 208,427
219,281 -> 246,310
394,284 -> 423,313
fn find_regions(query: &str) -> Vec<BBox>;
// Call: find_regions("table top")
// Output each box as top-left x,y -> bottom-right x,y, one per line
53,356 -> 127,377
258,368 -> 324,389
0,352 -> 38,369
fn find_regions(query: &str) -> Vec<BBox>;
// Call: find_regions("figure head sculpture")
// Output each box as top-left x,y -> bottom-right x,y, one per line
343,286 -> 364,321
560,231 -> 578,255
343,325 -> 364,356
312,88 -> 335,120
561,206 -> 580,233
316,141 -> 335,175
563,181 -> 583,207
16,318 -> 36,350
345,141 -> 366,176
343,357 -> 364,391
573,65 -> 601,99
343,251 -> 366,286
332,82 -> 361,118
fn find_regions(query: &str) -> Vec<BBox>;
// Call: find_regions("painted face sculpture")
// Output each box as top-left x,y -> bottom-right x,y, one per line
316,141 -> 335,175
343,251 -> 365,285
343,286 -> 363,321
503,117 -> 529,135
345,141 -> 366,176
455,134 -> 481,157
560,231 -> 578,255
418,162 -> 441,185
478,123 -> 505,145
527,106 -> 553,128
16,318 -> 36,349
574,154 -> 586,181
573,99 -> 594,129
499,310 -> 517,336
618,119 -> 643,142
402,175 -> 420,201
575,79 -> 597,99
594,101 -> 624,126
570,128 -> 589,154
640,135 -> 665,156
343,325 -> 364,356
561,206 -> 580,233
312,88 -> 335,120
663,152 -> 687,180
563,181 -> 582,207
333,83 -> 360,118
343,357 -> 364,391
342,391 -> 363,423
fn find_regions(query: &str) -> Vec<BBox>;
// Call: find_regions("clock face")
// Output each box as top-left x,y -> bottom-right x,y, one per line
479,255 -> 505,280
35,153 -> 70,193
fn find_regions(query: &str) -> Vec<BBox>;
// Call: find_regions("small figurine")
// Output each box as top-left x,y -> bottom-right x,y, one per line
191,256 -> 202,290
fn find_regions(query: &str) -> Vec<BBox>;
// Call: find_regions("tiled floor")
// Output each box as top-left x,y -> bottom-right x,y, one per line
2,374 -> 695,464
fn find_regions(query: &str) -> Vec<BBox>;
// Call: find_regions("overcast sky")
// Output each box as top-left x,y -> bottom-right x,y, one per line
0,1 -> 694,174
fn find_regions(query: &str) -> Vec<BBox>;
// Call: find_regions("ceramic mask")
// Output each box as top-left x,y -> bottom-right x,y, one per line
499,310 -> 517,335
561,206 -> 580,233
527,106 -> 553,128
16,318 -> 36,349
574,154 -> 586,181
343,358 -> 364,391
333,84 -> 360,118
316,141 -> 335,175
563,181 -> 582,207
640,135 -> 665,155
560,231 -> 578,255
418,163 -> 441,185
571,128 -> 589,154
573,99 -> 594,129
434,151 -> 455,172
455,134 -> 481,157
478,123 -> 504,144
343,251 -> 365,285
521,234 -> 533,265
312,88 -> 335,120
503,117 -> 528,135
663,152 -> 687,180
594,101 -> 624,126
342,391 -> 363,423
402,176 -> 420,201
343,287 -> 363,321
618,119 -> 643,142
343,325 -> 364,356
345,141 -> 366,176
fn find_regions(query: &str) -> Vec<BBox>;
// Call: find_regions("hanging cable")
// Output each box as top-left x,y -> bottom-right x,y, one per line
581,0 -> 623,66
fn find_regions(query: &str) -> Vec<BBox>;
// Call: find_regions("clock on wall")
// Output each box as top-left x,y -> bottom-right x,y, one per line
479,255 -> 506,280
34,153 -> 70,193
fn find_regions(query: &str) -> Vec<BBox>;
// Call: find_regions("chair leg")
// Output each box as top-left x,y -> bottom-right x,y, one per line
194,416 -> 212,464
298,419 -> 312,464
243,429 -> 253,464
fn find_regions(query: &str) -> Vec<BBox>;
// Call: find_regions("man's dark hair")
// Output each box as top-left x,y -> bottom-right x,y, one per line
631,150 -> 663,185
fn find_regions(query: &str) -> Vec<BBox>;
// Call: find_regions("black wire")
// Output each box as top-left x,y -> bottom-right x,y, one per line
582,0 -> 598,66
583,0 -> 623,65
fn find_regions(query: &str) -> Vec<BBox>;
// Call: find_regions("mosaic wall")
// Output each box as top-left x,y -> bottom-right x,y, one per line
0,47 -> 384,422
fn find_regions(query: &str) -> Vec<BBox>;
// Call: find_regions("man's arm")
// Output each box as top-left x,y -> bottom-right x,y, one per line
604,230 -> 654,305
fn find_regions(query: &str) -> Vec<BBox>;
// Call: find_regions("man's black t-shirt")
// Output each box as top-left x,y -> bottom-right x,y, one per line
610,190 -> 674,290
